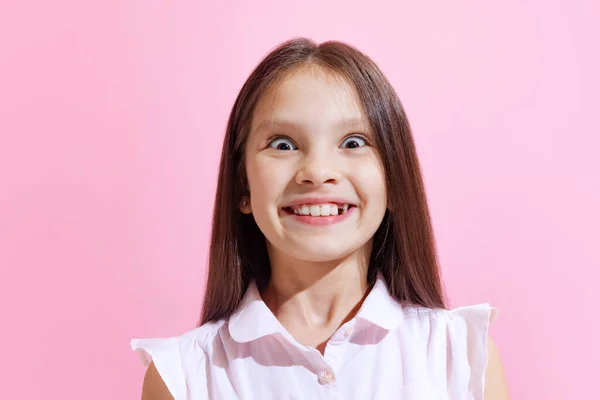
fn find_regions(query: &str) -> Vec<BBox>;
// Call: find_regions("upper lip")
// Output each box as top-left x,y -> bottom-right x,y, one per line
284,197 -> 356,208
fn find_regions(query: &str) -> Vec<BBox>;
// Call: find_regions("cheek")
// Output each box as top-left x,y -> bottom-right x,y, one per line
246,158 -> 290,203
354,161 -> 387,205
246,159 -> 269,192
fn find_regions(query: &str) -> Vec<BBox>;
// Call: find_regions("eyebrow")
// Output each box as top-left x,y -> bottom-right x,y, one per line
254,117 -> 369,133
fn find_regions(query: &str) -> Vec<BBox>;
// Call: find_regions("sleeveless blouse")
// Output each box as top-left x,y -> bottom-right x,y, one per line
131,275 -> 497,399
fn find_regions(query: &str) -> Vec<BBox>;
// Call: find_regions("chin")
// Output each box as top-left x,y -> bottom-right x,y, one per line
287,244 -> 359,264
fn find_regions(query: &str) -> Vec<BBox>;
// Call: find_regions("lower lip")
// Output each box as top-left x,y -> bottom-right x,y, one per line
282,206 -> 356,226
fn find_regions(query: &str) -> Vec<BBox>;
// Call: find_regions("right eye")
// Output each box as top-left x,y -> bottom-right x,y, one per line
268,137 -> 297,151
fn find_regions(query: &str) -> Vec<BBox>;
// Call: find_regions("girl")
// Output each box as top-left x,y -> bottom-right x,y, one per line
131,37 -> 510,399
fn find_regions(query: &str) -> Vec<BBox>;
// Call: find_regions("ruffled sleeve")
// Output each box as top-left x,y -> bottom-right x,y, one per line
448,303 -> 499,400
130,336 -> 189,400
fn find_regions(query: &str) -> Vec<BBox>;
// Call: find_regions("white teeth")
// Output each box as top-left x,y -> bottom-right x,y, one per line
289,203 -> 351,217
310,205 -> 320,216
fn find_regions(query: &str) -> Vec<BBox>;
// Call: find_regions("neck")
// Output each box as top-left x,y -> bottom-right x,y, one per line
261,245 -> 371,331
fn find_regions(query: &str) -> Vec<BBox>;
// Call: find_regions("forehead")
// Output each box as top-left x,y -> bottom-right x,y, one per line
250,65 -> 369,134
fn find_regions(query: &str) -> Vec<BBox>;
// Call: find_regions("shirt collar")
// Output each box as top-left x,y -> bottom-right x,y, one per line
356,273 -> 405,330
228,281 -> 287,343
228,273 -> 405,343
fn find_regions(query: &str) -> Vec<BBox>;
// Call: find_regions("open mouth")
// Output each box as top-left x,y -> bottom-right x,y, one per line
283,203 -> 356,217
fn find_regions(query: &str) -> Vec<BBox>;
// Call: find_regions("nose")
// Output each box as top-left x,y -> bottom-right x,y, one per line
294,152 -> 342,187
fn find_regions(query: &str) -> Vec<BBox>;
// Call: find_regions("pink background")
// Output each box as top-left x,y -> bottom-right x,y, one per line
1,1 -> 598,398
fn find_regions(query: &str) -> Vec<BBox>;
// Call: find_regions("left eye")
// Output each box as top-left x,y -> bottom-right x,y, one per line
340,136 -> 367,149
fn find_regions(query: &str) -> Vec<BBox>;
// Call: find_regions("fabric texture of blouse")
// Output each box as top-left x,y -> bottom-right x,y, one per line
130,275 -> 498,400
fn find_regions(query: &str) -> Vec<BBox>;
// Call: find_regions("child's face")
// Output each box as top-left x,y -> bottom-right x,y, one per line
244,65 -> 387,263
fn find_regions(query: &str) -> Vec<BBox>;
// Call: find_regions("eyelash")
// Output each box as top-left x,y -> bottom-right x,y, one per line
266,134 -> 370,150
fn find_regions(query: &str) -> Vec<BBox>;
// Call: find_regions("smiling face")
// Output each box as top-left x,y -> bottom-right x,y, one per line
243,65 -> 388,263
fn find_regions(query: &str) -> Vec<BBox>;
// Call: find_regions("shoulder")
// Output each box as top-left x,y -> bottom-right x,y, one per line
444,304 -> 509,399
179,319 -> 226,344
436,303 -> 499,337
403,303 -> 503,398
132,319 -> 225,365
133,320 -> 226,399
400,302 -> 498,330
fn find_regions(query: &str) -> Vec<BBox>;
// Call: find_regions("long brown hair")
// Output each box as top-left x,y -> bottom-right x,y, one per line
199,37 -> 446,326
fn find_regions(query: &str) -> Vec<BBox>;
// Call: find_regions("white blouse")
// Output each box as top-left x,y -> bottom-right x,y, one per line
131,275 -> 497,399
